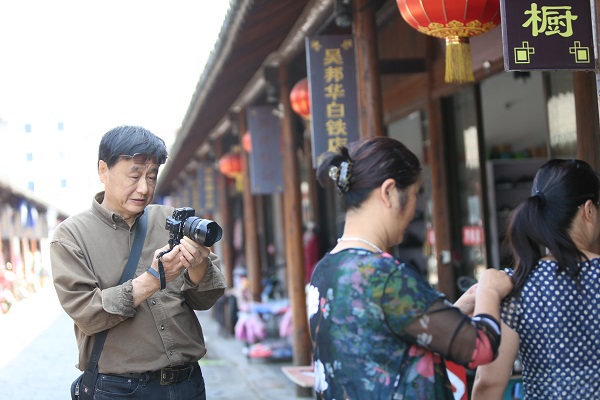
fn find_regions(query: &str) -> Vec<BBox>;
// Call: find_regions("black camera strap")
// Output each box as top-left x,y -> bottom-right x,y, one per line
78,210 -> 148,399
157,256 -> 167,290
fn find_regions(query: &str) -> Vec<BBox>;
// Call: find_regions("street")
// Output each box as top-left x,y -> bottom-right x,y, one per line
0,285 -> 309,400
0,284 -> 80,399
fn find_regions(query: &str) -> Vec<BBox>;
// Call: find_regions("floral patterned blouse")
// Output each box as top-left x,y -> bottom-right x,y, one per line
308,249 -> 501,400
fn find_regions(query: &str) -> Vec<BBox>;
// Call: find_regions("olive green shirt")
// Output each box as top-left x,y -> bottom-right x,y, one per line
50,192 -> 227,374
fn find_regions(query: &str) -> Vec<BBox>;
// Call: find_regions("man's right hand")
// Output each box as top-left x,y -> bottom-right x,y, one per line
150,244 -> 186,283
132,245 -> 186,307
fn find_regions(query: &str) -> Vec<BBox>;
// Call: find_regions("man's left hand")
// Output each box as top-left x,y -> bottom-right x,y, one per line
178,237 -> 211,284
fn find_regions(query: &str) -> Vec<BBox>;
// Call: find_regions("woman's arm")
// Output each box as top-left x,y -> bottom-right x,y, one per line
471,322 -> 520,400
384,267 -> 513,368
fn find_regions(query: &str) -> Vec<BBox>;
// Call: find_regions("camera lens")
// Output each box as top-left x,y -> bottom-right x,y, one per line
183,217 -> 223,247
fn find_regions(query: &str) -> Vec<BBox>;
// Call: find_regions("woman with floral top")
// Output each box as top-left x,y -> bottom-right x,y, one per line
308,137 -> 513,400
472,159 -> 600,399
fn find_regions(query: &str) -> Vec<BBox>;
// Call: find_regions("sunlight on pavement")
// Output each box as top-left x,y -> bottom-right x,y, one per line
0,285 -> 64,369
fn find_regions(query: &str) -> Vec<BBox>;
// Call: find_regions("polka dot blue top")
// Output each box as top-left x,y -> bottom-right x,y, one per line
502,258 -> 600,399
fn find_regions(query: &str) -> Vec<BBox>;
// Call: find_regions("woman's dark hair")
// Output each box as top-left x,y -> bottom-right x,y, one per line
316,137 -> 421,210
98,125 -> 168,168
506,159 -> 600,293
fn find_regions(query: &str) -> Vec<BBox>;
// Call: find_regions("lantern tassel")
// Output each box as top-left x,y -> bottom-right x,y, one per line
445,36 -> 475,83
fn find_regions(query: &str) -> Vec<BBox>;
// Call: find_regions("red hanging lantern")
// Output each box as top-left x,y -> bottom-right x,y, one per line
218,152 -> 242,178
289,78 -> 311,120
242,131 -> 252,153
396,0 -> 500,83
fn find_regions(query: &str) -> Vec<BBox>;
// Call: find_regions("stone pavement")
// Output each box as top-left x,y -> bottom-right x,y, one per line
197,309 -> 313,400
0,285 -> 314,399
0,284 -> 80,399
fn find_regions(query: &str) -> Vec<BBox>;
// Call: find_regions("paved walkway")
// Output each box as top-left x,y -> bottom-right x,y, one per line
0,284 -> 80,399
0,286 -> 313,399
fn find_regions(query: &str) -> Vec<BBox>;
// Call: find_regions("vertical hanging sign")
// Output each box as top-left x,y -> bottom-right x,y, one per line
306,35 -> 360,168
197,162 -> 217,214
246,105 -> 284,194
501,0 -> 595,70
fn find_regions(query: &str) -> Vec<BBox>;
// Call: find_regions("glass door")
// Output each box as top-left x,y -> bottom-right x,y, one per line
444,87 -> 488,282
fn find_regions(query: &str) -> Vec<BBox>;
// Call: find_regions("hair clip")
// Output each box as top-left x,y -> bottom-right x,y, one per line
336,160 -> 353,193
328,165 -> 340,182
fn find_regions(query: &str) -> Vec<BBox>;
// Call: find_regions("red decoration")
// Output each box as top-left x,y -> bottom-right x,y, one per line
289,78 -> 311,119
242,131 -> 252,153
396,0 -> 500,83
218,152 -> 242,178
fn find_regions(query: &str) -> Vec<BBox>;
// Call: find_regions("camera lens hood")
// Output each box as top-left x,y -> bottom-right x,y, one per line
183,217 -> 223,247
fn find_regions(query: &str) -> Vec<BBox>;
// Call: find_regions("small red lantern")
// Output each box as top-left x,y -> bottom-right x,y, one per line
396,0 -> 500,83
289,78 -> 311,120
218,152 -> 242,178
242,131 -> 252,153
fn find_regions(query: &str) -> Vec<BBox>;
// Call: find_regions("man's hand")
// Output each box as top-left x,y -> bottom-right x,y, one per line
150,244 -> 186,283
177,237 -> 211,284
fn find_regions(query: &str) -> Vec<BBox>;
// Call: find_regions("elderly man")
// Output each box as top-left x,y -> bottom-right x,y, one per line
51,125 -> 226,399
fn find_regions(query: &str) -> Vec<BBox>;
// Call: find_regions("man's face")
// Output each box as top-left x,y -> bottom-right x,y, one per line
98,155 -> 160,224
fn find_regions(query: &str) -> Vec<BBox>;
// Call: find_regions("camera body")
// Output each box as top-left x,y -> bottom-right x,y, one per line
165,207 -> 223,248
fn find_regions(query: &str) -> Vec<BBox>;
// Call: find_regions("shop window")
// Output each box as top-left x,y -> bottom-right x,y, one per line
481,72 -> 548,160
388,111 -> 431,282
545,72 -> 576,158
444,87 -> 487,282
480,71 -> 550,270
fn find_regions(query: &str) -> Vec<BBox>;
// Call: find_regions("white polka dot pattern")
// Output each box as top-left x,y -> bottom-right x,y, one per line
501,258 -> 600,399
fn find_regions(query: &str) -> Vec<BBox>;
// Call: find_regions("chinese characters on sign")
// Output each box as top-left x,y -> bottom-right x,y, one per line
246,106 -> 284,194
306,35 -> 359,168
197,162 -> 217,213
501,0 -> 594,70
462,226 -> 485,246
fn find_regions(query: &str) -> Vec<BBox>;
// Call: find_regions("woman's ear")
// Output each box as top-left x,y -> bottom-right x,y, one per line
379,178 -> 396,208
578,199 -> 597,225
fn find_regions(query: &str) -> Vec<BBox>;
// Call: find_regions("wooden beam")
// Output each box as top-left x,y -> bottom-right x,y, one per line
239,111 -> 263,302
215,138 -> 234,288
573,71 -> 600,171
425,37 -> 456,301
379,58 -> 426,75
279,63 -> 312,397
353,0 -> 385,137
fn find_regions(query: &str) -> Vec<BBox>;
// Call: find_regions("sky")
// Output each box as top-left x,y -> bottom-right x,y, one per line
0,0 -> 231,213
0,0 -> 231,143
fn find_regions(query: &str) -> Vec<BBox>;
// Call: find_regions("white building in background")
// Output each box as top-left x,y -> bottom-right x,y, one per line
0,117 -> 101,216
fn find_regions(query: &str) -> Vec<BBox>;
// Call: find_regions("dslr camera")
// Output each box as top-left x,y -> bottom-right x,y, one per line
165,207 -> 223,248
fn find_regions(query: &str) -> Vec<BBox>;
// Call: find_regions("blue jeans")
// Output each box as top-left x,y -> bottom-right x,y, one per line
93,364 -> 206,400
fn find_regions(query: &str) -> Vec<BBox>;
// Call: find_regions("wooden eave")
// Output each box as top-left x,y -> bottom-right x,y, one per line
157,0 -> 311,194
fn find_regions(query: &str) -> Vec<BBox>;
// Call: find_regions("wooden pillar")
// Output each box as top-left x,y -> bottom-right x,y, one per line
573,71 -> 600,171
425,37 -> 456,301
190,166 -> 200,213
353,0 -> 384,138
239,111 -> 262,302
215,138 -> 234,288
280,63 -> 312,396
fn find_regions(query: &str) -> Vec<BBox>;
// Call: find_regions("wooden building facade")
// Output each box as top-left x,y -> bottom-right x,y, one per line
155,0 -> 600,390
